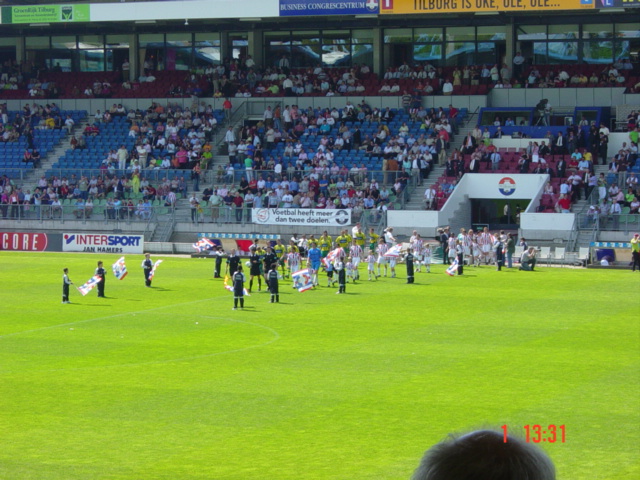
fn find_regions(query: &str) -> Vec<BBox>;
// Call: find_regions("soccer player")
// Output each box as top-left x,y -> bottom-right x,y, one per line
141,253 -> 153,287
365,251 -> 377,280
287,241 -> 301,282
447,235 -> 457,265
325,260 -> 336,287
376,238 -> 389,277
353,226 -> 366,254
232,265 -> 246,310
334,229 -> 352,250
267,263 -> 279,303
335,261 -> 346,294
307,242 -> 322,286
368,227 -> 379,254
478,227 -> 493,265
248,246 -> 262,292
318,231 -> 333,259
95,261 -> 106,297
273,239 -> 288,278
411,234 -> 424,272
345,261 -> 357,283
349,240 -> 363,280
62,268 -> 73,304
423,243 -> 432,273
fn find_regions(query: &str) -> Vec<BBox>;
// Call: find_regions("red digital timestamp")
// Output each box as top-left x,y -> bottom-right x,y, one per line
501,424 -> 566,443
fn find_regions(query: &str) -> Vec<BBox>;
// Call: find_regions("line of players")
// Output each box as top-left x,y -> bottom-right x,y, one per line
441,226 -> 515,270
216,226 -> 437,305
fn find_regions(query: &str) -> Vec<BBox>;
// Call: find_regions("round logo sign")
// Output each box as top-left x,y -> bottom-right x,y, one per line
335,210 -> 349,225
255,208 -> 270,224
498,177 -> 516,196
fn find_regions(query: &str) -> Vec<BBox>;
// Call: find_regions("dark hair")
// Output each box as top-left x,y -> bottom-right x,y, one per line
412,430 -> 555,480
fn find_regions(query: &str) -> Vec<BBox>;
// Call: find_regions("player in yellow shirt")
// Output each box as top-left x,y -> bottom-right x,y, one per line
368,227 -> 380,254
273,238 -> 287,278
318,230 -> 333,258
335,229 -> 352,249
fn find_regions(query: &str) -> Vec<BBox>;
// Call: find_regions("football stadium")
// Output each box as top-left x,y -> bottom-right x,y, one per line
0,1 -> 639,479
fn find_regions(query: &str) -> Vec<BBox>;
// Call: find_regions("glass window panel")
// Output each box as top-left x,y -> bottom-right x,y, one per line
79,50 -> 105,71
352,44 -> 373,67
322,44 -> 351,66
582,24 -> 613,39
517,25 -> 546,41
106,35 -> 129,48
166,47 -> 192,70
352,30 -> 374,43
291,44 -> 321,67
476,42 -> 497,66
615,24 -> 640,39
548,25 -> 578,40
49,50 -> 75,71
532,42 -> 547,64
291,34 -> 320,45
265,45 -> 291,68
52,36 -> 76,49
195,33 -> 220,46
139,34 -> 164,48
384,28 -> 412,43
477,26 -> 506,41
167,33 -> 192,47
444,42 -> 475,66
446,27 -> 475,42
583,40 -> 613,64
414,28 -> 443,42
547,41 -> 578,64
194,46 -> 221,67
26,37 -> 50,49
323,30 -> 349,42
413,44 -> 442,63
79,35 -> 103,48
0,37 -> 17,47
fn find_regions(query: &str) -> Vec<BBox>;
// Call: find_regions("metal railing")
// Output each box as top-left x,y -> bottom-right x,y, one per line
574,212 -> 639,234
0,203 -> 170,229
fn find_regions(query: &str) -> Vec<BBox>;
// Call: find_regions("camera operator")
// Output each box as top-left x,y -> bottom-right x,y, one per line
519,247 -> 538,271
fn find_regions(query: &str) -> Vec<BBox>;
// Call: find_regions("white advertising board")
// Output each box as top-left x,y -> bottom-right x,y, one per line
63,233 -> 145,254
252,208 -> 352,227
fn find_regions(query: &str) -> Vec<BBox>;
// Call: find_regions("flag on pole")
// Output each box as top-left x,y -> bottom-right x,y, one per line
224,274 -> 250,296
384,244 -> 403,258
193,238 -> 215,253
149,259 -> 163,281
111,256 -> 128,280
292,268 -> 314,292
446,258 -> 459,276
77,275 -> 102,296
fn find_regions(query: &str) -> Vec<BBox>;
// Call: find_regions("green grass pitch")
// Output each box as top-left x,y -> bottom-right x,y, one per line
0,252 -> 638,480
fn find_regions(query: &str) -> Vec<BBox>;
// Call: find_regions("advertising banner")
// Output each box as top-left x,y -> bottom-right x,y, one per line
0,232 -> 54,251
379,0 -> 594,14
252,208 -> 352,226
280,0 -> 380,16
1,4 -> 90,24
62,233 -> 144,254
596,0 -> 640,6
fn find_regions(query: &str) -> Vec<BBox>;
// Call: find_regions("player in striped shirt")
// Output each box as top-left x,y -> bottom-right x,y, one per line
287,242 -> 301,281
365,252 -> 377,280
376,238 -> 389,277
478,227 -> 494,265
349,240 -> 363,280
423,243 -> 432,273
447,235 -> 457,264
468,229 -> 480,267
411,234 -> 424,272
